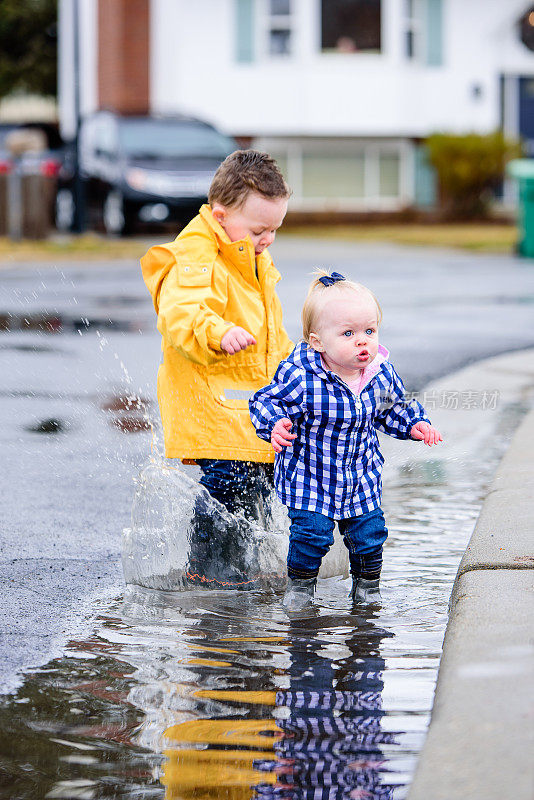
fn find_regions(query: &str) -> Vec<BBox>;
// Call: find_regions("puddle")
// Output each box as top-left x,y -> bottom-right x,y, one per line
0,400 -> 526,800
0,311 -> 147,333
25,417 -> 66,434
0,343 -> 62,353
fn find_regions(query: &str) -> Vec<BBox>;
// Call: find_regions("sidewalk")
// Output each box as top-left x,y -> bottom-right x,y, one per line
408,389 -> 534,798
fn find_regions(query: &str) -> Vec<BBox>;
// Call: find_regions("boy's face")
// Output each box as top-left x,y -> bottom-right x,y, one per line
309,292 -> 380,380
212,192 -> 288,256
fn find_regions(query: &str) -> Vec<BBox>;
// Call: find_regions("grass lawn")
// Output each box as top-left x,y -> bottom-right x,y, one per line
0,223 -> 519,263
0,233 -> 155,263
281,223 -> 519,253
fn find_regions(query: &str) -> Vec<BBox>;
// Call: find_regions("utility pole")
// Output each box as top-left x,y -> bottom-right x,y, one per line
72,0 -> 85,232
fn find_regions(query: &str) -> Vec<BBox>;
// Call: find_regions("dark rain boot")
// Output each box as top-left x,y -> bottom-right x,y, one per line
187,496 -> 251,588
350,576 -> 382,603
283,576 -> 317,611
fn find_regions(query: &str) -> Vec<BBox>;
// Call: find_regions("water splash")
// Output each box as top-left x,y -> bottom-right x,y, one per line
122,457 -> 349,591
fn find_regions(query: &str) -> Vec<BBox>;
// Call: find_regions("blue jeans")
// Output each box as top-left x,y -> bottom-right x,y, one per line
287,507 -> 388,580
197,459 -> 274,521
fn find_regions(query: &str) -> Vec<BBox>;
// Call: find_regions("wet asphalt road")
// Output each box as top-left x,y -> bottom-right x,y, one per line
1,236 -> 534,694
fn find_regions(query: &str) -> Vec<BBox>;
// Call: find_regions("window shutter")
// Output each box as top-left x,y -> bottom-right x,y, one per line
426,0 -> 443,66
236,0 -> 255,63
414,145 -> 438,208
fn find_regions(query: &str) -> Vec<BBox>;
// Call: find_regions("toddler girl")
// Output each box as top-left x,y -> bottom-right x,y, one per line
249,270 -> 442,610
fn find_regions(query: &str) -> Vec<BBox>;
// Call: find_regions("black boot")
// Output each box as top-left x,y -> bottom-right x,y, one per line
283,576 -> 316,611
187,496 -> 251,588
349,576 -> 382,603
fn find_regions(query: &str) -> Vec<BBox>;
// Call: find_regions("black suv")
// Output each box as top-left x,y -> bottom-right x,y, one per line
55,112 -> 237,235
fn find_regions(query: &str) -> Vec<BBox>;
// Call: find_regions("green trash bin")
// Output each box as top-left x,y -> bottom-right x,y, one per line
507,159 -> 534,257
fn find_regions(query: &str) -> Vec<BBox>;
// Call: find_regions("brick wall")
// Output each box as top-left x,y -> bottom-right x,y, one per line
98,0 -> 149,114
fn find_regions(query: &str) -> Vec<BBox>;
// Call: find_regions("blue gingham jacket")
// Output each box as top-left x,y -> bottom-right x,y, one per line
249,342 -> 430,519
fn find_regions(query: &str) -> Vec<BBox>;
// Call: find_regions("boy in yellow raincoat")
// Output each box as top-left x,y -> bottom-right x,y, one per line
141,150 -> 292,586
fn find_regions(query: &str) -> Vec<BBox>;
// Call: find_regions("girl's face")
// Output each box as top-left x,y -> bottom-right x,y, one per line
309,293 -> 379,381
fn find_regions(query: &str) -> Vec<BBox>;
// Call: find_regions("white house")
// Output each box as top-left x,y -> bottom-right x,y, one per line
59,0 -> 534,211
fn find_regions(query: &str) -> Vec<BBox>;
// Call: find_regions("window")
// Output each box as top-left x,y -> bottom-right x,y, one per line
321,0 -> 381,54
379,152 -> 400,197
404,0 -> 422,60
117,120 -> 234,159
265,0 -> 293,57
95,117 -> 119,157
81,115 -> 118,159
236,0 -> 295,62
271,152 -> 288,180
258,139 -> 406,210
302,153 -> 365,198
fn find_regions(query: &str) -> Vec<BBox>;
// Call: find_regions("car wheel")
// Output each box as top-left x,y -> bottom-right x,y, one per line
103,190 -> 129,236
55,188 -> 75,232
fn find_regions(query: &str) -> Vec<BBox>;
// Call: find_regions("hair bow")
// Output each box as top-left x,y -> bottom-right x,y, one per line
318,271 -> 346,287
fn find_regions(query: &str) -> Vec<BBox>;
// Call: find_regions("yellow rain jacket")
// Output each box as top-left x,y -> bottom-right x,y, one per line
141,204 -> 293,462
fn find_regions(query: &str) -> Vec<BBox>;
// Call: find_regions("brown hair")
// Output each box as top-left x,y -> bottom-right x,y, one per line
302,269 -> 382,343
208,149 -> 291,208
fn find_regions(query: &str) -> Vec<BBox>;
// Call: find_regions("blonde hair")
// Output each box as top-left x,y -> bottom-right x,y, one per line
302,269 -> 382,343
208,149 -> 291,209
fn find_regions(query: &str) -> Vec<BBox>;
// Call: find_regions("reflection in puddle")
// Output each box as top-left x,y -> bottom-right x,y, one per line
101,394 -> 150,413
12,591 -> 424,800
157,616 -> 399,800
101,393 -> 152,434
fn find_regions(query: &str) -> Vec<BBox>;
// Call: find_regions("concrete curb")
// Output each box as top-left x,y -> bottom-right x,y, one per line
408,406 -> 534,800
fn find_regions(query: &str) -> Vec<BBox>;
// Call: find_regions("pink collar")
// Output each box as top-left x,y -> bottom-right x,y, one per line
345,344 -> 389,395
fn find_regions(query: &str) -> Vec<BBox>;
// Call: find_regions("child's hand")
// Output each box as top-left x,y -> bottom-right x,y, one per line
221,326 -> 256,354
271,418 -> 296,453
410,421 -> 443,446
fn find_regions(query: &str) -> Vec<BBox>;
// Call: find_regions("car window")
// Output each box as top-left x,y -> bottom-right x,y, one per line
95,117 -> 119,156
80,117 -> 97,155
118,119 -> 235,159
